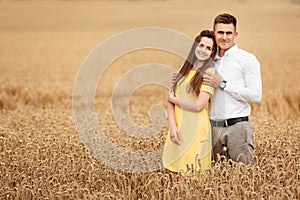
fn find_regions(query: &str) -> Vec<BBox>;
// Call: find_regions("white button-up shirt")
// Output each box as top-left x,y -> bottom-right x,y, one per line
209,45 -> 262,120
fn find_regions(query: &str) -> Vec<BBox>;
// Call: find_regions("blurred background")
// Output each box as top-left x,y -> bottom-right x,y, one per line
0,0 -> 299,119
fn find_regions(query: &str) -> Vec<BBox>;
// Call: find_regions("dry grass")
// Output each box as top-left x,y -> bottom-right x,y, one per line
0,0 -> 299,199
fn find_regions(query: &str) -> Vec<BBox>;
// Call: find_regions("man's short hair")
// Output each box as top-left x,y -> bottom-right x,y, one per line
213,13 -> 237,31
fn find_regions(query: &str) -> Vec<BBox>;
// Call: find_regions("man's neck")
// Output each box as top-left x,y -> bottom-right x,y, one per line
219,49 -> 226,57
218,44 -> 236,57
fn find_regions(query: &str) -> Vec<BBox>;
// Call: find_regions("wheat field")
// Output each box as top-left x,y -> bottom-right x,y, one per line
0,0 -> 299,199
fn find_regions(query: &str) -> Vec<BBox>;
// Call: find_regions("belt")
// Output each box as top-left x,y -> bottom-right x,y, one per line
211,116 -> 249,127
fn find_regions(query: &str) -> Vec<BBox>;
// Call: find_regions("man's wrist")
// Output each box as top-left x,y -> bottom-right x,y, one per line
219,80 -> 227,90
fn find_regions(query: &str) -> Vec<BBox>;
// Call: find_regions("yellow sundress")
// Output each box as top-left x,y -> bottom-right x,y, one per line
162,68 -> 214,173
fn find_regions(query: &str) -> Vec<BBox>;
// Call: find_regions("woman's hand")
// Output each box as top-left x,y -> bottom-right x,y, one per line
170,125 -> 180,145
168,90 -> 177,104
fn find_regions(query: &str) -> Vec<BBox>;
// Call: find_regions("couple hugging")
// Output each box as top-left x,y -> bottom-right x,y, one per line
162,13 -> 262,174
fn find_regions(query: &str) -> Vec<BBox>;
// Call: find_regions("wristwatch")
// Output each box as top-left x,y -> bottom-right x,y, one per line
219,80 -> 227,90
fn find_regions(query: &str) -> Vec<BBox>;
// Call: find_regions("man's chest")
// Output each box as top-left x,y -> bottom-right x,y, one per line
213,57 -> 245,81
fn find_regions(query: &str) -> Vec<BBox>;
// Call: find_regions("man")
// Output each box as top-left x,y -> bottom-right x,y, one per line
203,13 -> 262,164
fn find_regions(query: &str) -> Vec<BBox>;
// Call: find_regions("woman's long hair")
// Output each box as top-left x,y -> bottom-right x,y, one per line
172,30 -> 217,96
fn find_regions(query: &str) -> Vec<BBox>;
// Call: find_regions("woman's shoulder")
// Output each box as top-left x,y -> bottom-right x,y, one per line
205,67 -> 215,74
202,67 -> 215,80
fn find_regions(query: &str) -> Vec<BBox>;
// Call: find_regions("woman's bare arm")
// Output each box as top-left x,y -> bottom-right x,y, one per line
167,101 -> 180,145
168,90 -> 211,112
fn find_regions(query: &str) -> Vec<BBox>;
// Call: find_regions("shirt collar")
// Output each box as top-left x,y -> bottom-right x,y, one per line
215,44 -> 238,60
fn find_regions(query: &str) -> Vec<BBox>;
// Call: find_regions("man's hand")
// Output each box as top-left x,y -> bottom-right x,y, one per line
203,70 -> 224,89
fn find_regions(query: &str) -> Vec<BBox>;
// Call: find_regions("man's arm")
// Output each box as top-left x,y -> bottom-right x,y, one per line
225,57 -> 262,103
203,57 -> 262,103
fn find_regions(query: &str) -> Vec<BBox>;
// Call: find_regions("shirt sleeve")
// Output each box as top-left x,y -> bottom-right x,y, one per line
224,55 -> 262,103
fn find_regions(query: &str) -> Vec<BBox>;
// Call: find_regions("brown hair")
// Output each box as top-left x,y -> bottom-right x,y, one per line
172,30 -> 216,96
213,13 -> 237,31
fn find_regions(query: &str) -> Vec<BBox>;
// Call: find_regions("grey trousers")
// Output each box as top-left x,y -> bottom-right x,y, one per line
212,121 -> 254,164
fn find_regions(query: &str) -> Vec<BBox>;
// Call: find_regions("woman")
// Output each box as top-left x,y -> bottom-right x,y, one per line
162,30 -> 217,173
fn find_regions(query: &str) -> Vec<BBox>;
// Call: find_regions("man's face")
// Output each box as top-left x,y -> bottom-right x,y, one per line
214,23 -> 238,52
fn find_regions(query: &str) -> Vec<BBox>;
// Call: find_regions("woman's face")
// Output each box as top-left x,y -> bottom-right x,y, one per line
194,36 -> 214,61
